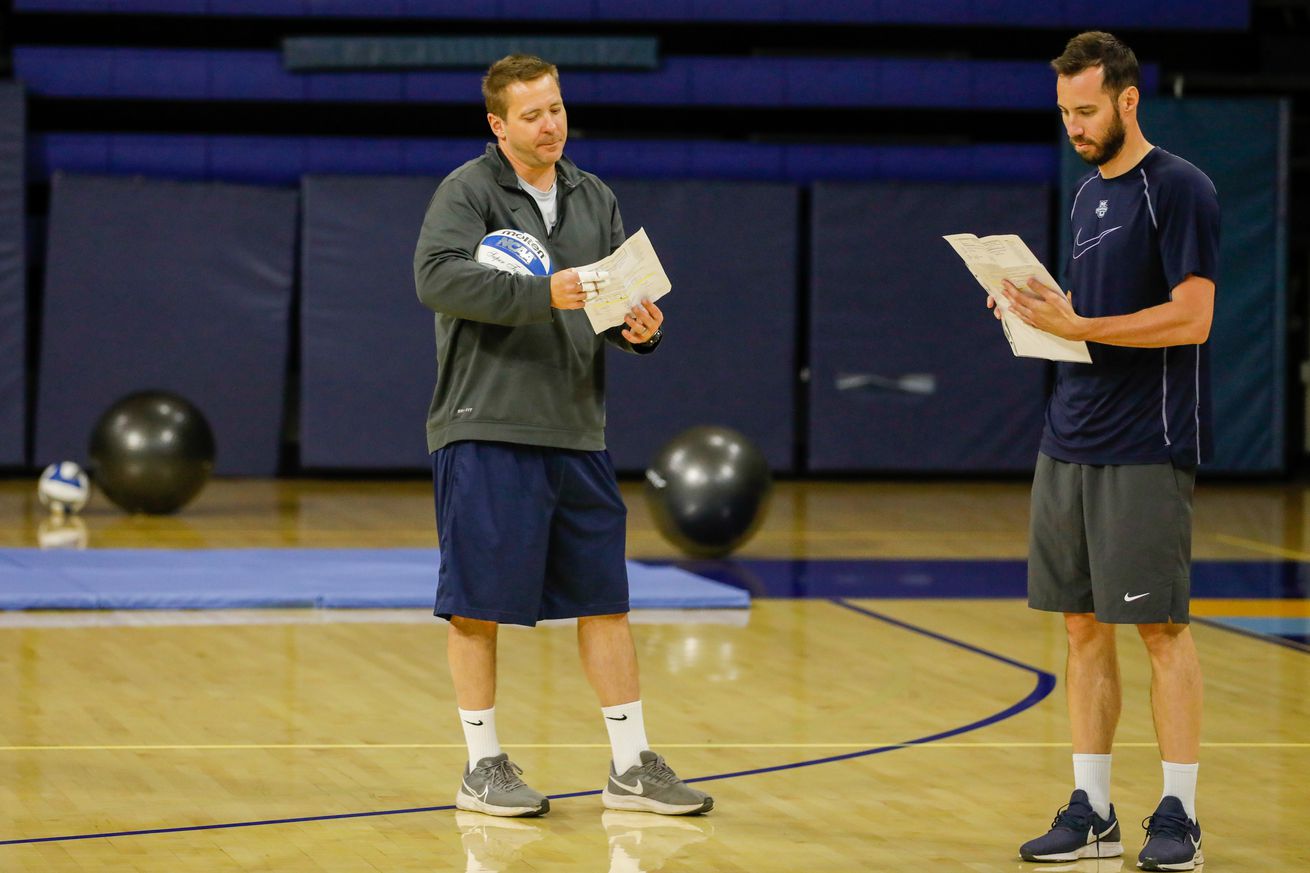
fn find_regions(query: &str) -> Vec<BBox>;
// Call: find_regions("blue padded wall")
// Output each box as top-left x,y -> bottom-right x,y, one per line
35,175 -> 297,475
808,182 -> 1050,472
605,180 -> 798,473
300,176 -> 797,472
300,176 -> 442,469
1059,99 -> 1289,474
33,134 -> 1059,186
0,85 -> 25,466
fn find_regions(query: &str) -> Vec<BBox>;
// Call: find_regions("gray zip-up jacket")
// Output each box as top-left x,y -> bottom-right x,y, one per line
415,143 -> 651,453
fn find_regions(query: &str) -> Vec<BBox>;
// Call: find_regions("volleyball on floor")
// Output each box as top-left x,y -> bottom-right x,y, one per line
476,228 -> 552,276
37,461 -> 91,513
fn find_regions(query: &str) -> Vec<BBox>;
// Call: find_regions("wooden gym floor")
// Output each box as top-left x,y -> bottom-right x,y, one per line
0,478 -> 1307,871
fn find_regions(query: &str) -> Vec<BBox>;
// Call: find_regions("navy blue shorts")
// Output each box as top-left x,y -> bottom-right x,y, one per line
432,441 -> 630,627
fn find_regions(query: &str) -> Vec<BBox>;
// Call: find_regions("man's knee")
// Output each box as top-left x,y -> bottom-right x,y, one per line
1136,621 -> 1189,655
450,615 -> 499,638
578,612 -> 628,625
1065,612 -> 1115,650
577,612 -> 631,638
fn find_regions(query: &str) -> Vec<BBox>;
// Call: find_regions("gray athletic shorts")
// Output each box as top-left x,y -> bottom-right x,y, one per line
1027,453 -> 1195,624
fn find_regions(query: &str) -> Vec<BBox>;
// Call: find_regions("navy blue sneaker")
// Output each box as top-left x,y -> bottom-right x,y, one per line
1137,796 -> 1202,871
1021,789 -> 1123,862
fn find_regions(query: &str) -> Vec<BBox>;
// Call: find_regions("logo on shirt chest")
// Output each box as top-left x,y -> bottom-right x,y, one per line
1095,199 -> 1109,218
1072,225 -> 1123,259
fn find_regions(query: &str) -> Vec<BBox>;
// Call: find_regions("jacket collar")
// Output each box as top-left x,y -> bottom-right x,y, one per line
487,142 -> 581,192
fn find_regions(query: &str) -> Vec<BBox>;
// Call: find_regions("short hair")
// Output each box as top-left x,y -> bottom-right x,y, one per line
1050,31 -> 1139,98
482,54 -> 560,119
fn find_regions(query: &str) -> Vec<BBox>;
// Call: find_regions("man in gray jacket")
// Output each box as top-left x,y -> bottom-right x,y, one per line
414,54 -> 712,819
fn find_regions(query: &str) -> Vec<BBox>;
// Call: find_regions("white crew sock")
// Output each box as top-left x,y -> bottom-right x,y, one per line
602,700 -> 650,772
1073,753 -> 1113,820
1162,761 -> 1199,821
458,706 -> 500,769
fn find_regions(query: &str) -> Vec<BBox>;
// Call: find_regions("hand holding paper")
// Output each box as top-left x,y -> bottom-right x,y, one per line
577,269 -> 611,300
943,232 -> 1091,363
550,268 -> 612,310
572,228 -> 672,334
620,299 -> 663,345
1001,277 -> 1086,342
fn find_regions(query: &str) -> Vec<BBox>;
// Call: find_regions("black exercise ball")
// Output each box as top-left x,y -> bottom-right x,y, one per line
88,391 -> 216,514
644,425 -> 772,558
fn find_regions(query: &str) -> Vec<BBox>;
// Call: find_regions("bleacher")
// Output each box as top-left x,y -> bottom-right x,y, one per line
11,1 -> 1250,29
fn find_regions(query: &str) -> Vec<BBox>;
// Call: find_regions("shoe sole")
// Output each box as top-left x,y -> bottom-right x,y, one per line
455,792 -> 549,817
454,810 -> 544,831
602,788 -> 713,815
1137,849 -> 1202,871
1022,841 -> 1124,862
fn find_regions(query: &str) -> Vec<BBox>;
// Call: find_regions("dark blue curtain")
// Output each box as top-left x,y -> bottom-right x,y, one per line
35,175 -> 297,475
299,175 -> 441,469
808,182 -> 1050,471
605,180 -> 799,473
0,84 -> 25,466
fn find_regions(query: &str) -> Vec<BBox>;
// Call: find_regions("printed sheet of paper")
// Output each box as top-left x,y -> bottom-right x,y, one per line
577,228 -> 672,334
943,233 -> 1091,363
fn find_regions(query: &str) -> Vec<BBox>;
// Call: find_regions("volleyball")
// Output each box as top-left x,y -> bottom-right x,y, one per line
37,461 -> 91,514
476,228 -> 552,276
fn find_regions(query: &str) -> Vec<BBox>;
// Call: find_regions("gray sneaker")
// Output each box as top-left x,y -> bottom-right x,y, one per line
602,750 -> 713,815
455,754 -> 549,817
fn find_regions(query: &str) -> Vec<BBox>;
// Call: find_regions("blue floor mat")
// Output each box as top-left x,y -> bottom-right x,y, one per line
0,549 -> 749,611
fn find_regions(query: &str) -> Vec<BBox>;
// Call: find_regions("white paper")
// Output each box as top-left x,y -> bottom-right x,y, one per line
575,228 -> 672,334
942,233 -> 1092,364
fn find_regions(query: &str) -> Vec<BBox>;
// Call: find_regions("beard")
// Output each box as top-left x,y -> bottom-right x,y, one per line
1071,107 -> 1126,166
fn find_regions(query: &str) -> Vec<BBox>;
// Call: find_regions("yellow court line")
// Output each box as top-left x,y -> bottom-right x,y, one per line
1192,598 -> 1310,618
768,531 -> 1022,540
1213,534 -> 1310,562
2,742 -> 1306,752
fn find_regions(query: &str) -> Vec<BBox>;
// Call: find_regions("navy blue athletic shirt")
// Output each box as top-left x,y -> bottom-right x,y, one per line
1042,147 -> 1220,467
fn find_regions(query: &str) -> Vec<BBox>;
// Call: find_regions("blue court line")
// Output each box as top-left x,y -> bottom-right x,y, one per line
1193,616 -> 1310,655
0,598 -> 1056,847
1202,616 -> 1310,635
0,805 -> 456,847
666,599 -> 1057,785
